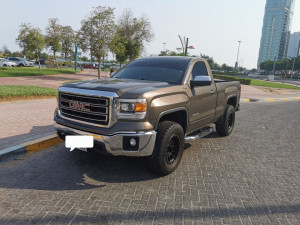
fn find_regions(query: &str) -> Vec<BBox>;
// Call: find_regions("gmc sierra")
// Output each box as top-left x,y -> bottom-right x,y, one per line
54,56 -> 241,175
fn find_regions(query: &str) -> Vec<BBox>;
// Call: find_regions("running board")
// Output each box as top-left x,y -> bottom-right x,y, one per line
184,127 -> 213,142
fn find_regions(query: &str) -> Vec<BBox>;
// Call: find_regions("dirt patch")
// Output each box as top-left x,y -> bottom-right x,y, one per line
0,96 -> 56,104
254,86 -> 300,94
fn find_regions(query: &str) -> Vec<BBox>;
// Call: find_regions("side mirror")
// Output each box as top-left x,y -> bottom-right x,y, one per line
190,76 -> 212,88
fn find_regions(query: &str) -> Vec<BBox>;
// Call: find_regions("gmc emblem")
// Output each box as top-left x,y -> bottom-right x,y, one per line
69,101 -> 91,112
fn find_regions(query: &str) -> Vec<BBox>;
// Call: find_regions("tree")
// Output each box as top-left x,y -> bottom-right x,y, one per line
109,28 -> 127,68
78,6 -> 116,78
45,18 -> 62,69
200,54 -> 215,69
158,50 -> 185,56
117,9 -> 154,61
61,25 -> 76,60
16,23 -> 45,70
1,45 -> 11,56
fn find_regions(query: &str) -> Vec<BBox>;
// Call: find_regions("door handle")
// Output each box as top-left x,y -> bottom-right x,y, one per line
210,90 -> 215,94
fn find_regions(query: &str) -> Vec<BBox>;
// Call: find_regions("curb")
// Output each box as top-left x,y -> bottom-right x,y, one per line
241,97 -> 300,103
0,134 -> 63,161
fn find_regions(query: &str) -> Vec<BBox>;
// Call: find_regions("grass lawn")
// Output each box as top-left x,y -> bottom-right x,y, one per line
0,85 -> 57,99
213,74 -> 300,90
0,67 -> 76,77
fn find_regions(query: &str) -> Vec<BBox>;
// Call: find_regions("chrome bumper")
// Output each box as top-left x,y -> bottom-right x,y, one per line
54,122 -> 156,157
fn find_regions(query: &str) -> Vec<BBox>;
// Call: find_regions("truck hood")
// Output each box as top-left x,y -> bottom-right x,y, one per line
61,78 -> 171,98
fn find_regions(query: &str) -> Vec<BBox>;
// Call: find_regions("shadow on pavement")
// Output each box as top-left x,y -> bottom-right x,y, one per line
0,125 -> 55,150
0,204 -> 299,224
0,143 -> 192,191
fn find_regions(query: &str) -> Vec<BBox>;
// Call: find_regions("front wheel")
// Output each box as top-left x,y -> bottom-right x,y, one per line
149,121 -> 184,175
19,64 -> 24,67
216,104 -> 235,136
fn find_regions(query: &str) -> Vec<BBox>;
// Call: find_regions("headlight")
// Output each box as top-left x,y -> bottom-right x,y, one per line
116,99 -> 147,120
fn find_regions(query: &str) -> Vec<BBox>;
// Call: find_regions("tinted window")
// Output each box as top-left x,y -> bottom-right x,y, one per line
114,59 -> 189,84
191,61 -> 208,79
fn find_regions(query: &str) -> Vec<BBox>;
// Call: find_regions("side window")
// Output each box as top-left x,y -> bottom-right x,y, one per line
191,61 -> 208,80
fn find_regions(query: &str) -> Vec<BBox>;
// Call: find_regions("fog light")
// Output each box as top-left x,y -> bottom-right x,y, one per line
130,138 -> 136,146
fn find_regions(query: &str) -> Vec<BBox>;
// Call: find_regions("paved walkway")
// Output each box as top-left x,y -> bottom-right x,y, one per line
0,69 -> 110,89
241,85 -> 300,99
1,72 -> 300,151
0,99 -> 57,150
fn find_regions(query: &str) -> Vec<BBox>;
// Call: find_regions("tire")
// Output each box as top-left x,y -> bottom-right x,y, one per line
3,64 -> 7,67
19,64 -> 24,67
216,104 -> 235,137
149,121 -> 184,175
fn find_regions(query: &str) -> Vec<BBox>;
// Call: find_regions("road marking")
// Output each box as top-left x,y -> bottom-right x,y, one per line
281,98 -> 289,101
266,98 -> 275,102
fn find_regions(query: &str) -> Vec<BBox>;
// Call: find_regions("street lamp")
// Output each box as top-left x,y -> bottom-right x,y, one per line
291,48 -> 297,80
235,41 -> 241,76
163,42 -> 166,52
272,56 -> 277,75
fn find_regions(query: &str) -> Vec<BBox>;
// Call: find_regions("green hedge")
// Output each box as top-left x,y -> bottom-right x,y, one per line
213,74 -> 300,90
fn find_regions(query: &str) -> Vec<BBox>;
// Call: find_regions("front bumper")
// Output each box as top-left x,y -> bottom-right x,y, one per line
54,122 -> 157,157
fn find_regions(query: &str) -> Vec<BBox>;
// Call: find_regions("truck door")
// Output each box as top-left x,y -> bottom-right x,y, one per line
189,61 -> 217,129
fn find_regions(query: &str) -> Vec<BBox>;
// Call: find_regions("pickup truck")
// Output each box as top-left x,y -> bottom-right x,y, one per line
54,56 -> 240,175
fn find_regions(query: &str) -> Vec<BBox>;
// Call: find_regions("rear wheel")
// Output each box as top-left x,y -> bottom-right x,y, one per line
3,64 -> 7,67
149,121 -> 184,175
19,64 -> 24,67
216,104 -> 235,136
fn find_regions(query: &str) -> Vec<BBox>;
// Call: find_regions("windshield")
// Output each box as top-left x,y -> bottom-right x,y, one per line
113,58 -> 189,84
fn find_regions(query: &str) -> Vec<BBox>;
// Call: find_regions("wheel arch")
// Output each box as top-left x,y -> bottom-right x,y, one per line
155,107 -> 188,134
227,95 -> 238,109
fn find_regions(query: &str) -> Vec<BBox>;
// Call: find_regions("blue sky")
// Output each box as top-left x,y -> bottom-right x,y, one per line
0,0 -> 299,69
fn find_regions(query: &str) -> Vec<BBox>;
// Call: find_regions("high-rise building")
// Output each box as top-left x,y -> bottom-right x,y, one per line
258,0 -> 295,67
287,31 -> 300,57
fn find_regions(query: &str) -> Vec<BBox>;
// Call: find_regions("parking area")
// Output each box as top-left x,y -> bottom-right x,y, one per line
0,101 -> 299,225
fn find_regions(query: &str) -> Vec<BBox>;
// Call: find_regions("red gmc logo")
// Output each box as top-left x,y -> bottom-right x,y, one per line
69,101 -> 91,112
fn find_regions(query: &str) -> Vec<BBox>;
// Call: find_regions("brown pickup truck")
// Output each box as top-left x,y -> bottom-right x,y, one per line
54,56 -> 240,175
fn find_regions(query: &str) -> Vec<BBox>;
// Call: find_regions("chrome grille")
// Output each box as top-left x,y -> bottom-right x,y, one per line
59,92 -> 109,125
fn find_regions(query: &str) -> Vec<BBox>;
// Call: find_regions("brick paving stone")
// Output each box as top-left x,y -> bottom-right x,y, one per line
0,102 -> 299,224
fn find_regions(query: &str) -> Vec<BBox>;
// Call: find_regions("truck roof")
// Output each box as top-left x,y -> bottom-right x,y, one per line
138,56 -> 195,61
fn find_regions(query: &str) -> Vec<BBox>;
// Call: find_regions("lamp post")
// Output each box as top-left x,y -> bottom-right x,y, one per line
291,48 -> 298,80
235,41 -> 241,76
272,56 -> 277,75
163,42 -> 166,52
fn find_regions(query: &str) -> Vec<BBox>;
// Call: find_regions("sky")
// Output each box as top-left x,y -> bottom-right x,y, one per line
0,0 -> 300,69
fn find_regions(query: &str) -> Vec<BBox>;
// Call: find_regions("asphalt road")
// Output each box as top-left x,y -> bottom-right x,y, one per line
0,101 -> 299,225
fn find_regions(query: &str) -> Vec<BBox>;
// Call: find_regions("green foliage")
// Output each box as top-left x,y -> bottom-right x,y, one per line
1,45 -> 11,56
116,9 -> 154,61
0,67 -> 76,77
109,28 -> 127,66
200,54 -> 215,69
61,25 -> 76,59
45,18 -> 62,68
78,56 -> 89,62
63,61 -> 71,67
213,74 -> 300,90
40,52 -> 49,60
260,56 -> 300,71
0,85 -> 57,98
77,6 -> 116,77
158,51 -> 186,56
16,23 -> 45,68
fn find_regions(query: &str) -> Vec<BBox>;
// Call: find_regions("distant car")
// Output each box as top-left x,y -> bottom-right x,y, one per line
0,58 -> 17,67
5,57 -> 34,67
35,59 -> 46,65
83,64 -> 104,69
